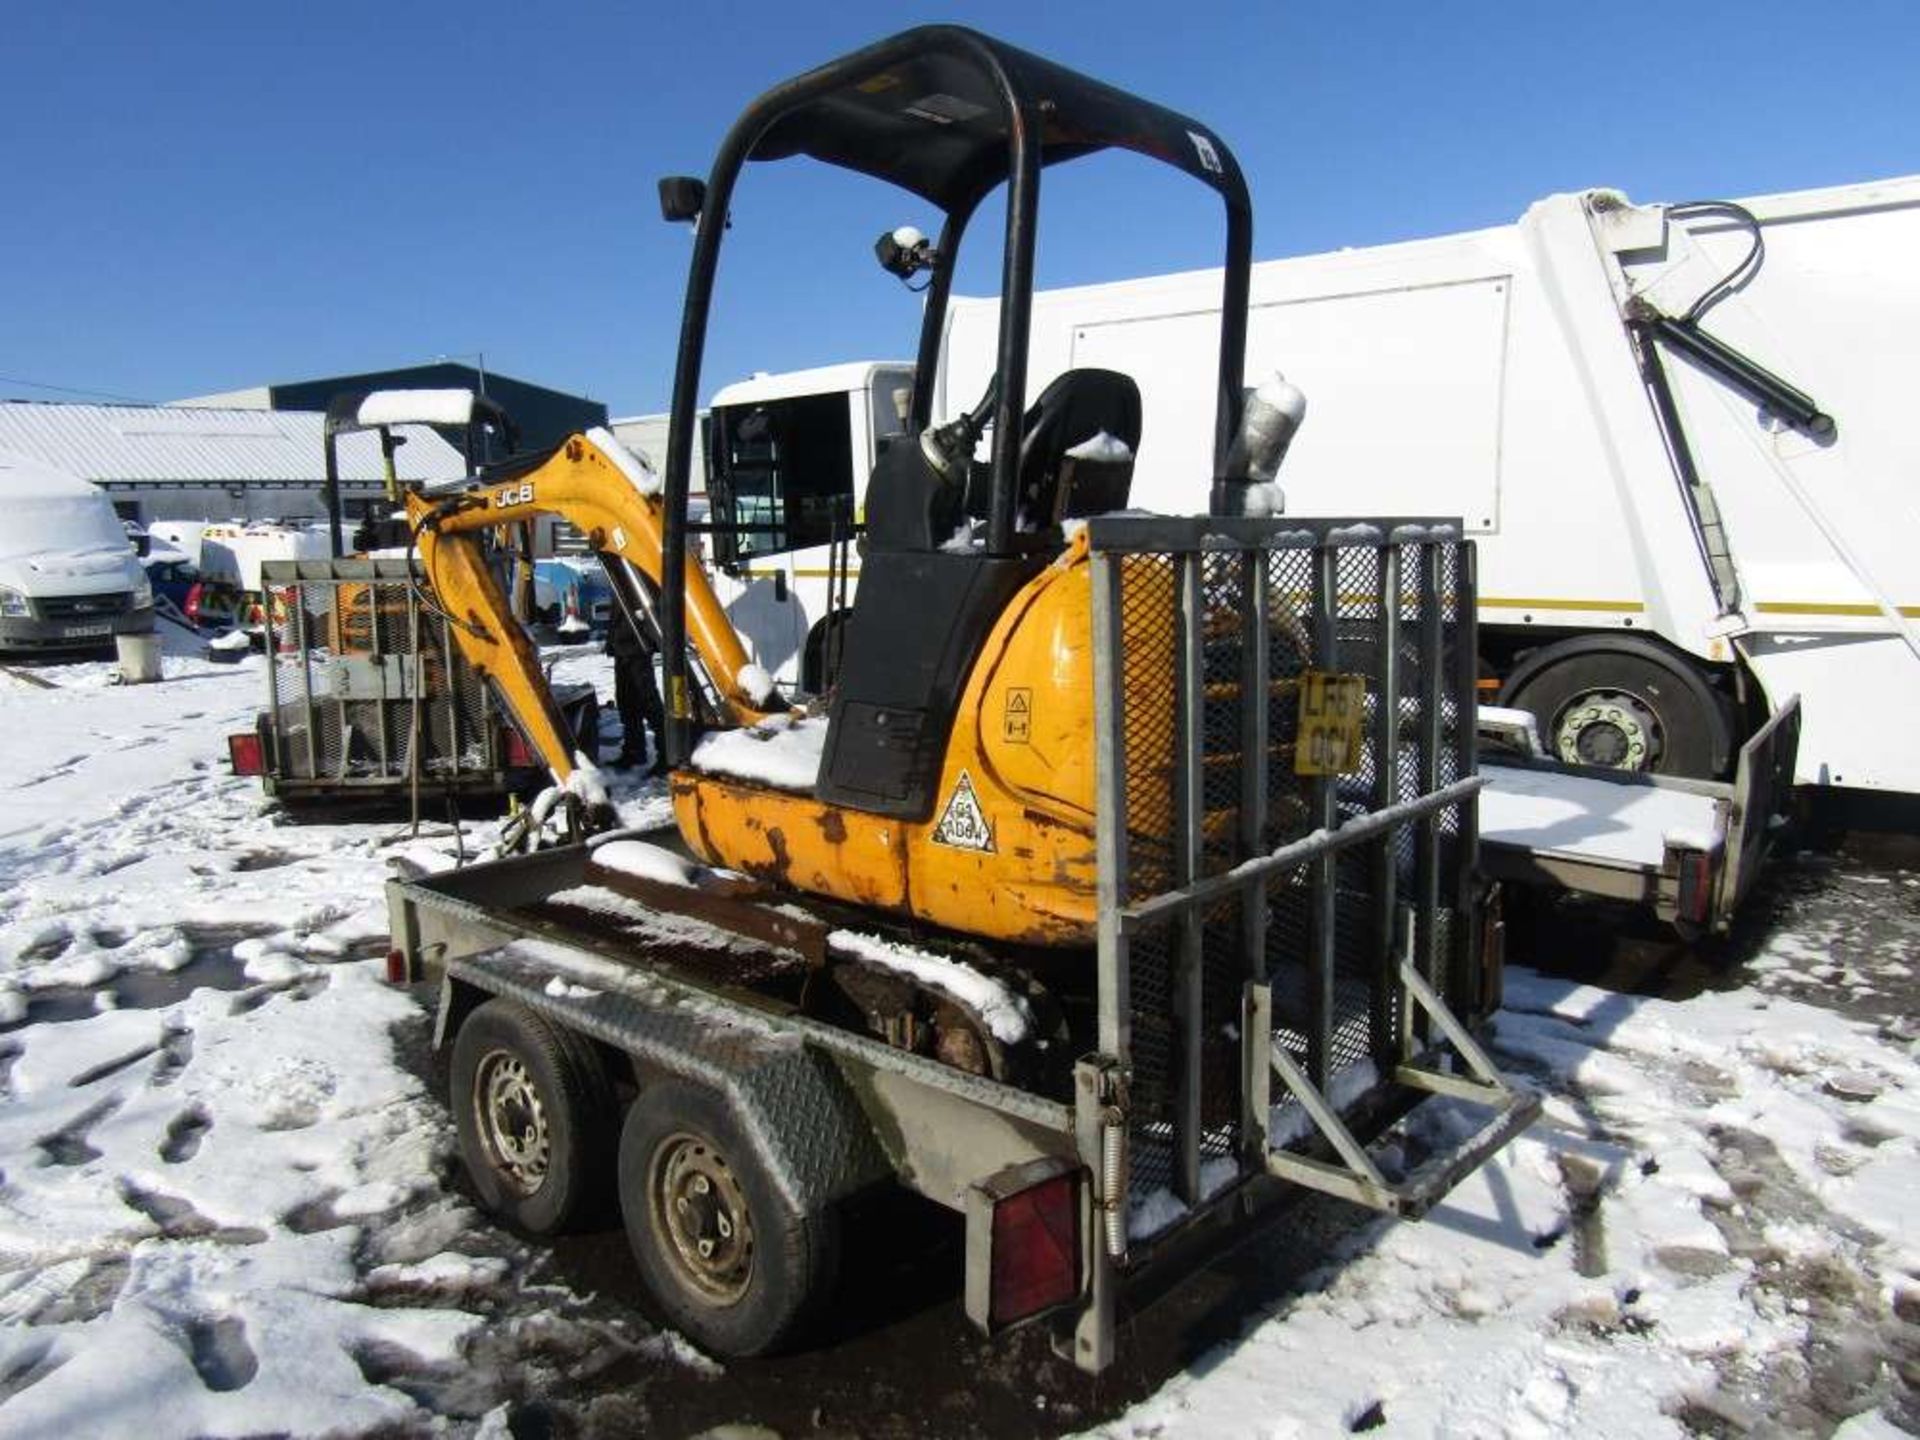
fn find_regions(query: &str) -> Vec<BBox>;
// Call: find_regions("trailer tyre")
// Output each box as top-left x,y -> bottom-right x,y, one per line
451,998 -> 617,1236
618,1080 -> 838,1357
1502,636 -> 1732,778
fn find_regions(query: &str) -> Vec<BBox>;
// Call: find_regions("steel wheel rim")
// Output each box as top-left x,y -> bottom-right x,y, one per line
648,1131 -> 754,1306
1553,688 -> 1663,770
473,1048 -> 551,1195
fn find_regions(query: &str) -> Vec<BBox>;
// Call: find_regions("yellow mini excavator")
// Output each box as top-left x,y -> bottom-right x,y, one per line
390,29 -> 1533,1367
404,27 -> 1293,949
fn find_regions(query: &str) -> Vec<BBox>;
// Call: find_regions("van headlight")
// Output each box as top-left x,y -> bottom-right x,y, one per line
0,587 -> 28,618
132,573 -> 153,608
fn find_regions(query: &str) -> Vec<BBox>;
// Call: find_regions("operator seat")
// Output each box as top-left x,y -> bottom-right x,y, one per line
1016,368 -> 1141,527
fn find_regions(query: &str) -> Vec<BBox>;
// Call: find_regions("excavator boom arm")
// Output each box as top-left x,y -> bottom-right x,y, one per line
405,430 -> 776,784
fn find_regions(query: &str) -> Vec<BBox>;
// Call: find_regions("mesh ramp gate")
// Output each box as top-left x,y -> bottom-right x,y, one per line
1082,516 -> 1538,1261
261,558 -> 500,793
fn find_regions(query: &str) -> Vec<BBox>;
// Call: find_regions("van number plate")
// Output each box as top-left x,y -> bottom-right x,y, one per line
64,623 -> 113,639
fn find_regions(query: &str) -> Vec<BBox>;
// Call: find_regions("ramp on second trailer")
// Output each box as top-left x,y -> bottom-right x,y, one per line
1479,696 -> 1800,932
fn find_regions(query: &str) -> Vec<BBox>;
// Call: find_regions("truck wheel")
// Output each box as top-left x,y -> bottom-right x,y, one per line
451,998 -> 616,1235
618,1080 -> 839,1357
1502,637 -> 1732,778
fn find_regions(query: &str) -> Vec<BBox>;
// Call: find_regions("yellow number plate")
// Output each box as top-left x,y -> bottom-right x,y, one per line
1296,671 -> 1367,776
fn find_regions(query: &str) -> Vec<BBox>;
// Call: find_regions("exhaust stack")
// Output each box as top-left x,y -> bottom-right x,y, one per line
1213,372 -> 1306,517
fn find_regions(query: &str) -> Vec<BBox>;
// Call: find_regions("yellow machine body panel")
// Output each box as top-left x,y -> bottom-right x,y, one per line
409,440 -> 1177,945
673,533 -> 1112,945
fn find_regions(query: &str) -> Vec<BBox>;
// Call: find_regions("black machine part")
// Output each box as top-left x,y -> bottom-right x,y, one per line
816,551 -> 1047,819
652,25 -> 1254,767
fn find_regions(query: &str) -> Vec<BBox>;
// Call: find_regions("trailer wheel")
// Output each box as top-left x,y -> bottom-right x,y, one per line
451,999 -> 616,1236
618,1080 -> 839,1357
1502,636 -> 1732,778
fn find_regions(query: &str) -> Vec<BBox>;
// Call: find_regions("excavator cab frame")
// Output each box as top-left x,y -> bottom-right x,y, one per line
320,389 -> 520,558
654,24 -> 1255,767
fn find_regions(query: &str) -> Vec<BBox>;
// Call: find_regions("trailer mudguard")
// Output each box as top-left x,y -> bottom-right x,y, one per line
436,948 -> 891,1214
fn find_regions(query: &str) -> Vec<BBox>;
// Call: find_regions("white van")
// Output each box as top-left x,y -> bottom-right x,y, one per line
0,452 -> 154,652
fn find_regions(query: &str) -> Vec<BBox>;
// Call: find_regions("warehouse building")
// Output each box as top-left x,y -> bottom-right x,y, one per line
0,400 -> 468,527
176,362 -> 606,456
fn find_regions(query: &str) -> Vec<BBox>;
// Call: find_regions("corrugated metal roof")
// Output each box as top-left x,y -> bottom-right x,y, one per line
0,401 -> 468,485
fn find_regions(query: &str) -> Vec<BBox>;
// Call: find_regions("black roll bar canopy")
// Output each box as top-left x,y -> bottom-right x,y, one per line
656,25 -> 1255,762
320,390 -> 519,556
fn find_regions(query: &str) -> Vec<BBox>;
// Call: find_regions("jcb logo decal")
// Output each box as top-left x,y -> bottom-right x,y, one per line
493,482 -> 535,508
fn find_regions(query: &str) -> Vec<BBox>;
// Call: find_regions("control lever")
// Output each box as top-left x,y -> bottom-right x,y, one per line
920,375 -> 1001,482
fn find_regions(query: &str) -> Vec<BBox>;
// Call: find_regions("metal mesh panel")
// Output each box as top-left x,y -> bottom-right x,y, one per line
264,563 -> 501,787
1093,518 -> 1481,1235
1117,554 -> 1178,900
1264,548 -> 1315,846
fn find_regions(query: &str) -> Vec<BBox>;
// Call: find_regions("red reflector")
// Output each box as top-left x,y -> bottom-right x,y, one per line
990,1172 -> 1079,1328
227,731 -> 265,776
502,724 -> 536,770
385,948 -> 409,984
1677,848 -> 1714,924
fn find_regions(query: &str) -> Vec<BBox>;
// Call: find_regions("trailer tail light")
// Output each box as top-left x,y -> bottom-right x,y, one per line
993,1170 -> 1079,1326
965,1160 -> 1082,1333
502,724 -> 536,770
227,731 -> 265,776
1675,846 -> 1715,927
385,948 -> 409,984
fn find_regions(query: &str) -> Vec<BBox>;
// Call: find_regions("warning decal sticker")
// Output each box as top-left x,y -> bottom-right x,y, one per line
931,770 -> 995,852
1002,687 -> 1032,744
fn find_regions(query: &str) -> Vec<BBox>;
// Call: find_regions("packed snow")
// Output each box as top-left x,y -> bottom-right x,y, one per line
827,930 -> 1035,1043
0,631 -> 1913,1436
587,838 -> 698,888
0,637 -> 710,1437
354,389 -> 478,428
689,712 -> 829,792
1090,964 -> 1920,1437
1481,763 -> 1725,868
1063,430 -> 1134,464
584,427 -> 660,499
735,661 -> 776,707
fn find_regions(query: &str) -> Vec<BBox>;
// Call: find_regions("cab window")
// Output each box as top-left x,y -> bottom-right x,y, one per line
710,391 -> 854,565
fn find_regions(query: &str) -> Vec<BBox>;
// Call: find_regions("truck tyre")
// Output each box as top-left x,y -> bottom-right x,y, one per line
1501,636 -> 1733,778
618,1079 -> 839,1357
450,998 -> 617,1236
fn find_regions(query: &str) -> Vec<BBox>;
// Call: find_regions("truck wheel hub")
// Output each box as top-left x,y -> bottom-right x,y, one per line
651,1134 -> 753,1303
475,1051 -> 550,1194
1555,692 -> 1659,770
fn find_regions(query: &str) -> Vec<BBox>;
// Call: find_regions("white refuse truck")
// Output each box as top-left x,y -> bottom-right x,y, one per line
938,174 -> 1920,806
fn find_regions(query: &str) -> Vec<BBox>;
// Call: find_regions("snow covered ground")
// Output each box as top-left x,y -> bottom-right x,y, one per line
0,639 -> 1914,1437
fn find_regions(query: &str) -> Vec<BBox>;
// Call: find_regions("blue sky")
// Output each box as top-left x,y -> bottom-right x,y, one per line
5,1 -> 1916,417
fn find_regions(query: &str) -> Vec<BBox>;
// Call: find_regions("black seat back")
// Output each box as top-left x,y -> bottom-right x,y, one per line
1017,368 -> 1142,526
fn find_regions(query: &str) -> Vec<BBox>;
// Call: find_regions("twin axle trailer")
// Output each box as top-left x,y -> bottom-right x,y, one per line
387,517 -> 1539,1369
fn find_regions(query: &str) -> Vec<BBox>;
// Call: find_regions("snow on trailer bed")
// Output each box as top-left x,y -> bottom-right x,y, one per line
1480,762 -> 1724,868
